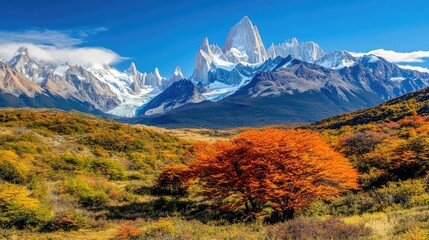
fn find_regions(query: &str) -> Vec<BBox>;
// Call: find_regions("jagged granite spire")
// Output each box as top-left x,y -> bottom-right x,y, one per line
222,16 -> 267,63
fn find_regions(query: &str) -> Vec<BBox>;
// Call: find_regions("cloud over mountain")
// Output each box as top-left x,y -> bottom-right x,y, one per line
351,49 -> 429,63
0,28 -> 125,67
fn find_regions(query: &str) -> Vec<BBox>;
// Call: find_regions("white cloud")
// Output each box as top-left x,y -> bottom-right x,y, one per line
397,64 -> 429,73
350,49 -> 429,63
0,43 -> 125,68
0,28 -> 126,67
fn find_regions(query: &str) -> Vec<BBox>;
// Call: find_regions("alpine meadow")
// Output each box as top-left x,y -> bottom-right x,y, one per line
0,1 -> 429,239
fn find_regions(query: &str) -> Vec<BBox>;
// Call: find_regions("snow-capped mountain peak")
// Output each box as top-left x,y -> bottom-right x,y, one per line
8,46 -> 51,84
222,16 -> 267,63
171,66 -> 184,80
267,38 -> 324,63
299,41 -> 324,62
361,54 -> 383,64
9,47 -> 31,66
193,37 -> 214,84
14,46 -> 29,57
315,50 -> 357,69
127,62 -> 138,74
283,37 -> 299,48
200,37 -> 212,54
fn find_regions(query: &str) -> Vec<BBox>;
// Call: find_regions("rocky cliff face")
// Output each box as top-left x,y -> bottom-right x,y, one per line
222,16 -> 268,63
63,66 -> 121,112
0,62 -> 43,97
138,79 -> 205,116
192,16 -> 269,86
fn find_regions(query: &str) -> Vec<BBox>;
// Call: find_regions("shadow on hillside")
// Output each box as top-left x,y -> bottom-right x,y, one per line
106,198 -> 209,221
106,197 -> 245,223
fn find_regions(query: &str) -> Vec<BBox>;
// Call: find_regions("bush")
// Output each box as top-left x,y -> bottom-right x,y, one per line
329,179 -> 429,215
399,227 -> 429,240
0,150 -> 30,184
113,221 -> 144,240
63,176 -> 109,209
143,218 -> 174,239
0,183 -> 52,228
89,158 -> 125,180
127,152 -> 156,173
43,211 -> 87,232
154,164 -> 192,196
47,152 -> 87,172
383,209 -> 429,240
266,217 -> 372,240
377,179 -> 429,208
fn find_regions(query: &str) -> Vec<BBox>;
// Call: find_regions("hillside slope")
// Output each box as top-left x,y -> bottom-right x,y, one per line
312,87 -> 429,129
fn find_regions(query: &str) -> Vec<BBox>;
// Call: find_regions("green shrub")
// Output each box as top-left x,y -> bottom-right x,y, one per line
329,179 -> 429,215
47,152 -> 87,172
127,152 -> 156,173
63,177 -> 109,209
377,179 -> 428,208
89,158 -> 125,180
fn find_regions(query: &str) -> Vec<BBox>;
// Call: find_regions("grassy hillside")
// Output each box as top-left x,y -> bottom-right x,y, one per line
0,108 -> 428,240
312,87 -> 429,129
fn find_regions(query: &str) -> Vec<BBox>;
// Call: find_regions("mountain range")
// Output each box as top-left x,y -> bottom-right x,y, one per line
1,16 -> 429,128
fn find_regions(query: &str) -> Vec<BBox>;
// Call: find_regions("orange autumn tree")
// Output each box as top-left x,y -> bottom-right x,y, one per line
158,129 -> 359,221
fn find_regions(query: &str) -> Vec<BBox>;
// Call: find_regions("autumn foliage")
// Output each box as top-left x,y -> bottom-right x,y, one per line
156,164 -> 192,196
113,221 -> 143,240
159,129 -> 359,221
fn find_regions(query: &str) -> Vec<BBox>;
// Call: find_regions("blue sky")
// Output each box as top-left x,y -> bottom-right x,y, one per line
1,0 -> 429,76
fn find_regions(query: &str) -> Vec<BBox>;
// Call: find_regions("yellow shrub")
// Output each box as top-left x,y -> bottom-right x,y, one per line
400,227 -> 429,240
144,218 -> 174,238
0,183 -> 52,228
0,150 -> 30,183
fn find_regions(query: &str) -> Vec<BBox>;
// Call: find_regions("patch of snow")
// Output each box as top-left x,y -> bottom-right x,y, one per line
278,60 -> 293,69
390,77 -> 406,81
203,87 -> 238,101
107,87 -> 158,117
53,65 -> 70,76
212,57 -> 237,71
203,81 -> 240,101
367,55 -> 380,63
341,60 -> 356,68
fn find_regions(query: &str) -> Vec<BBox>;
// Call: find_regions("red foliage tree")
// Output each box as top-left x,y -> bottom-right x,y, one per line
162,129 -> 359,221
